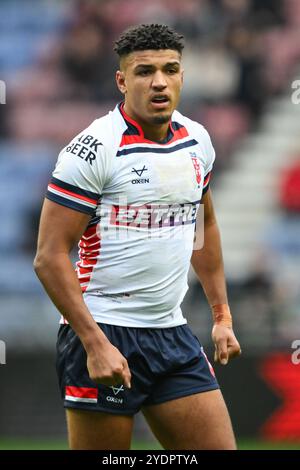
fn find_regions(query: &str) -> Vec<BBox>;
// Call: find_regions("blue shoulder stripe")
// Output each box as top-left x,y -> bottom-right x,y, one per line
50,176 -> 100,201
45,192 -> 95,215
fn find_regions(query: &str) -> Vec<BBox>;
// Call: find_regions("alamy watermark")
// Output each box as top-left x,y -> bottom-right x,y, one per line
291,340 -> 300,365
92,200 -> 205,250
0,80 -> 6,104
0,340 -> 6,365
291,80 -> 300,104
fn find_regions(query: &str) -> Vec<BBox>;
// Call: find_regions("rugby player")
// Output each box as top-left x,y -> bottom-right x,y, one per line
34,24 -> 241,450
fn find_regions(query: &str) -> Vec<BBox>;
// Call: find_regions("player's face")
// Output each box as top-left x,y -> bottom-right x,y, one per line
116,49 -> 183,129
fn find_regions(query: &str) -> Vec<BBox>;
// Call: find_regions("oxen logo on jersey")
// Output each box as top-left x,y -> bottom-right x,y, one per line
131,165 -> 149,184
190,152 -> 201,186
132,165 -> 147,177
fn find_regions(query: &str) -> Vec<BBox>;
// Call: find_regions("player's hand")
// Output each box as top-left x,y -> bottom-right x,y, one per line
211,324 -> 241,365
86,338 -> 131,388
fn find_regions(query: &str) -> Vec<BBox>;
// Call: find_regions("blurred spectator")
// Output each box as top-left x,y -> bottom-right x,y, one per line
226,23 -> 267,118
0,105 -> 8,137
59,22 -> 118,101
1,0 -> 300,274
3,0 -> 299,153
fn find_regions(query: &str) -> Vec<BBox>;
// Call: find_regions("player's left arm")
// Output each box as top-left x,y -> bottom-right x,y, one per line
191,188 -> 241,365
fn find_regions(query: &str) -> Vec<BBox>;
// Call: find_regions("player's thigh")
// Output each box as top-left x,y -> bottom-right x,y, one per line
66,409 -> 134,450
142,389 -> 236,450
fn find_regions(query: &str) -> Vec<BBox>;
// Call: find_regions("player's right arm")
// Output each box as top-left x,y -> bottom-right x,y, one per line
33,198 -> 131,389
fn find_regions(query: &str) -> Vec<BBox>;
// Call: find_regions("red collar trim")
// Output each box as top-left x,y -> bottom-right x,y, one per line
119,102 -> 175,143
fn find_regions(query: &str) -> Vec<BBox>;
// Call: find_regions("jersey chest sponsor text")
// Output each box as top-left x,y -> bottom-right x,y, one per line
108,201 -> 199,228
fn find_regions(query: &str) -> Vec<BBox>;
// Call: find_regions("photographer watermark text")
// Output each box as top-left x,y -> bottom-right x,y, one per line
0,80 -> 6,104
291,80 -> 300,104
0,340 -> 6,365
291,340 -> 300,365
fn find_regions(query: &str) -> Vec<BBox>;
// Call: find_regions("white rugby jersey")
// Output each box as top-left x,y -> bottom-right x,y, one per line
46,103 -> 215,327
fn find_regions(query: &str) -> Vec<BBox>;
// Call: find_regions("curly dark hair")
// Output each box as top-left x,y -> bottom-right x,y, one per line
114,24 -> 184,58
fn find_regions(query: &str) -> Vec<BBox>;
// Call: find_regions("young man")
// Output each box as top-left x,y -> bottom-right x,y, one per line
34,24 -> 241,450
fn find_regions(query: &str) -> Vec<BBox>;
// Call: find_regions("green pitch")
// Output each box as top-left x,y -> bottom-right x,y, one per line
0,438 -> 299,450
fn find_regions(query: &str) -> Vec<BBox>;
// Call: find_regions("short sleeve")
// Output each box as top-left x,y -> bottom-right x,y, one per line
46,127 -> 109,215
202,128 -> 216,195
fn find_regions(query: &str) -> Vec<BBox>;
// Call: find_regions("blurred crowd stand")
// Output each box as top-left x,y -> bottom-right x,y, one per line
0,0 -> 299,351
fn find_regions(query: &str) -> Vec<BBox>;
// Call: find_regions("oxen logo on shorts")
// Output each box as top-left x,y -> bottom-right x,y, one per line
106,384 -> 125,404
110,384 -> 124,395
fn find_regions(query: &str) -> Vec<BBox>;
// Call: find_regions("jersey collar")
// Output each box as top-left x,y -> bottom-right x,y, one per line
118,102 -> 175,144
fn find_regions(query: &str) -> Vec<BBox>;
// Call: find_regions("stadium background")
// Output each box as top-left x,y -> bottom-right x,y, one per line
0,0 -> 300,450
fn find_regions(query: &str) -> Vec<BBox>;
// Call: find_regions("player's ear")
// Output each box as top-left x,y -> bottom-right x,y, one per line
116,70 -> 127,95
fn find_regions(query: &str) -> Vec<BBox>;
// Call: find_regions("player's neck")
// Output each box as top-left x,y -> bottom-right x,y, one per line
123,103 -> 170,143
141,121 -> 170,142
